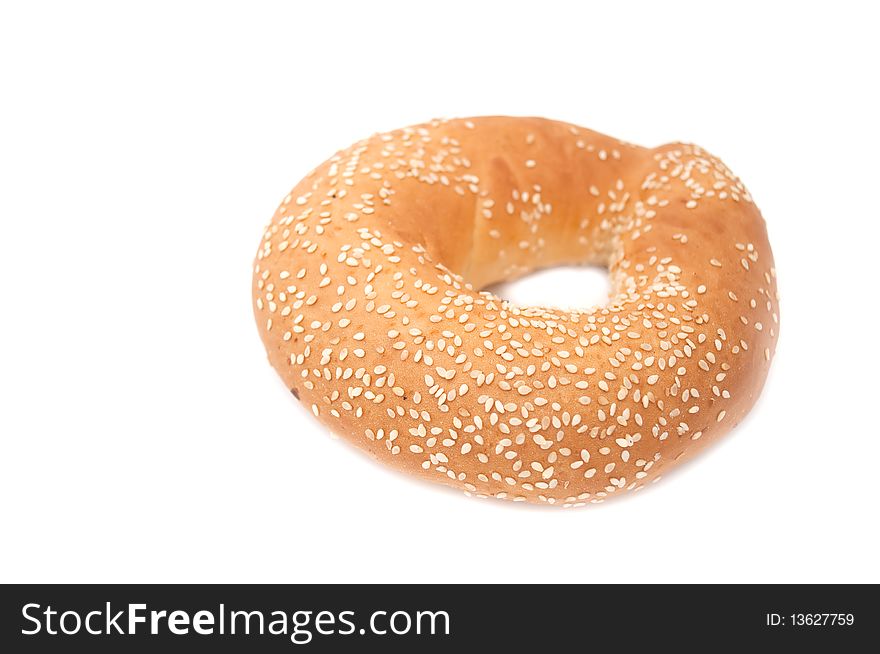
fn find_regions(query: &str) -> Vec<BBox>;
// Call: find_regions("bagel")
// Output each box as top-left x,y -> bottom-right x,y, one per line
253,116 -> 778,506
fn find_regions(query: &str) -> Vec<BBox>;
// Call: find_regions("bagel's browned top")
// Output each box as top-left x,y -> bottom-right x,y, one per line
253,116 -> 778,506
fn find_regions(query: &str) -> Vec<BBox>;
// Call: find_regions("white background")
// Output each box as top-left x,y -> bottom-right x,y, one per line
2,1 -> 878,583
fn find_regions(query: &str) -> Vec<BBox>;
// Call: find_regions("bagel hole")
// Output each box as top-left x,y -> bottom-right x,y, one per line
483,265 -> 611,311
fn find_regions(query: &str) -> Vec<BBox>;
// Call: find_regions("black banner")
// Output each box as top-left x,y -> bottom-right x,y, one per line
0,584 -> 874,651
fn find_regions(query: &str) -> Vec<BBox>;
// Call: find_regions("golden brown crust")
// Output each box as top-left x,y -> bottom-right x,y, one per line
253,116 -> 779,506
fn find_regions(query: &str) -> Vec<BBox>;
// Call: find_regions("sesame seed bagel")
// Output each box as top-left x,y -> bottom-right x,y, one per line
253,116 -> 778,506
